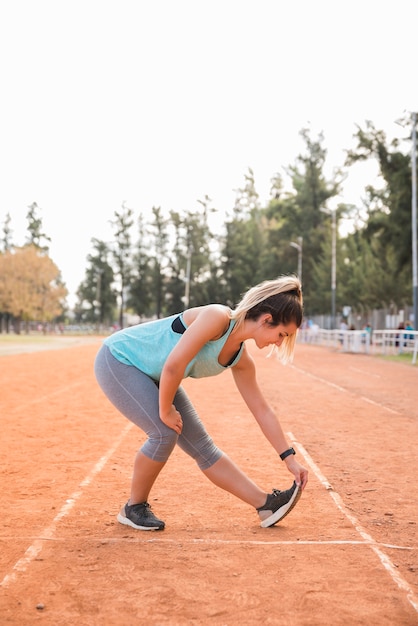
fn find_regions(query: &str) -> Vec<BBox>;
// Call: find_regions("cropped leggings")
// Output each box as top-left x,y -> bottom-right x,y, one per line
94,344 -> 223,470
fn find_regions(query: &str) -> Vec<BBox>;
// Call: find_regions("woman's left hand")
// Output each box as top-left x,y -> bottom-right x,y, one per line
284,457 -> 309,490
160,405 -> 183,435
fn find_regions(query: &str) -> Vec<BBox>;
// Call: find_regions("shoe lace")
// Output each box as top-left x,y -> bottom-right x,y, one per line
130,501 -> 150,511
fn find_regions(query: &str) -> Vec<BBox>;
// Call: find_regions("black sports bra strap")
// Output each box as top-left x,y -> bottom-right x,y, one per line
171,315 -> 186,334
225,343 -> 243,367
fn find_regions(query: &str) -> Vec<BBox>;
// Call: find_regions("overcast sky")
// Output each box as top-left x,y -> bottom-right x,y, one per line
0,0 -> 416,307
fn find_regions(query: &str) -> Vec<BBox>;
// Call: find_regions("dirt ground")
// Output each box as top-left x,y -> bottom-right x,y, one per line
0,336 -> 417,625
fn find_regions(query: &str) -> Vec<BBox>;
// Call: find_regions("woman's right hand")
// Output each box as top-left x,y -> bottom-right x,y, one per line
160,405 -> 183,434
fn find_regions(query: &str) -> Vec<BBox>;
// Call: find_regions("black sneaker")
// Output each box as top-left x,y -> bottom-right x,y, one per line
117,501 -> 165,531
257,481 -> 301,528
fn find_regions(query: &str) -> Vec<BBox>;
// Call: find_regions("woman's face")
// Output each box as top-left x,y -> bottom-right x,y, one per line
253,316 -> 298,349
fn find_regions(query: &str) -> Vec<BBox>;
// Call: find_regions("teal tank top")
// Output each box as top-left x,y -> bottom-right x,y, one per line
103,312 -> 244,381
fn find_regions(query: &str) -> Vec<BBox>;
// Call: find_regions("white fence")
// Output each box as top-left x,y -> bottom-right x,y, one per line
298,328 -> 418,365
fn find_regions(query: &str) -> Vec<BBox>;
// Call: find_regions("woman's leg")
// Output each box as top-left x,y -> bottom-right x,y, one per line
174,387 -> 266,508
202,455 -> 266,509
94,345 -> 178,503
175,387 -> 301,525
95,349 -> 300,528
130,452 -> 166,504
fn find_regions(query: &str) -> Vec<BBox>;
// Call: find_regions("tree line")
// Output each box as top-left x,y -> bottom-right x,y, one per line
1,121 -> 416,332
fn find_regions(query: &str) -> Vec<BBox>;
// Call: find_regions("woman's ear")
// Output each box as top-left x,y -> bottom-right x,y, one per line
262,313 -> 273,325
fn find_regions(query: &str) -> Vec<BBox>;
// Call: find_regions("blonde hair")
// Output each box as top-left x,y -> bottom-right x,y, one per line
230,275 -> 303,364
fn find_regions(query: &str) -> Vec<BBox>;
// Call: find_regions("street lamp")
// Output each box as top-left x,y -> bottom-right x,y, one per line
321,204 -> 338,329
290,236 -> 303,283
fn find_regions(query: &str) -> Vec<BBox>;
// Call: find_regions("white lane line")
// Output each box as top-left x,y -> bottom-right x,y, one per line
291,365 -> 401,415
291,366 -> 347,393
360,395 -> 399,415
288,431 -> 418,615
2,537 -> 410,550
349,366 -> 381,378
0,422 -> 133,589
6,382 -> 85,414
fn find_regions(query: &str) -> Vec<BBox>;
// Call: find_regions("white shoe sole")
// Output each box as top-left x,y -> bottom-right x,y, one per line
260,484 -> 301,528
117,511 -> 163,531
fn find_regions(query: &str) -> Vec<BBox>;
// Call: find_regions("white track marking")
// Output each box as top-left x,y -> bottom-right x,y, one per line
288,431 -> 418,615
292,367 -> 347,393
1,412 -> 415,619
2,536 -> 412,550
6,382 -> 85,414
360,395 -> 399,414
291,365 -> 401,415
0,422 -> 133,589
349,366 -> 381,378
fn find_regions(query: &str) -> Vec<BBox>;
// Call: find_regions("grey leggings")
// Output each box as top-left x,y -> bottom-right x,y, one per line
94,344 -> 223,470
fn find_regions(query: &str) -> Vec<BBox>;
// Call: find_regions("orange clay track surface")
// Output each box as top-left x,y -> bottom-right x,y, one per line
0,335 -> 417,625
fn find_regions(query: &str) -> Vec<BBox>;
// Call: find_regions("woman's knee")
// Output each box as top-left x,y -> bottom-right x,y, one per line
141,430 -> 178,463
195,445 -> 223,470
178,435 -> 222,470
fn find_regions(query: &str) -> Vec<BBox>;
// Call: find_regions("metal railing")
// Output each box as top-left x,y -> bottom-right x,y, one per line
298,328 -> 418,365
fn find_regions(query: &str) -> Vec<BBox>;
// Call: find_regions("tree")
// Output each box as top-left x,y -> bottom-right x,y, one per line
262,128 -> 346,315
26,202 -> 51,252
166,196 -> 217,313
189,196 -> 220,305
165,210 -> 191,314
221,169 -> 266,305
110,202 -> 134,328
75,239 -> 117,326
148,206 -> 170,318
0,212 -> 14,332
337,230 -> 409,313
1,213 -> 13,252
346,121 -> 413,287
0,245 -> 67,333
127,212 -> 154,318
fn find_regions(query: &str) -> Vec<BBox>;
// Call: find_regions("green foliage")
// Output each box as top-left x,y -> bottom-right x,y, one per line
346,121 -> 413,272
127,212 -> 154,318
147,206 -> 170,319
263,128 -> 345,314
2,118 -> 415,330
1,213 -> 13,253
220,168 -> 266,305
75,239 -> 117,325
25,202 -> 51,252
110,202 -> 135,327
71,121 -> 416,324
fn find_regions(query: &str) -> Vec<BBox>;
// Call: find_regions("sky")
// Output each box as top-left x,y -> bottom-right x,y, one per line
0,0 -> 417,307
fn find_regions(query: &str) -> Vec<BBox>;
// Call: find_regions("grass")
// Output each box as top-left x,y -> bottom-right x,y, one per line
378,352 -> 417,366
0,333 -> 62,344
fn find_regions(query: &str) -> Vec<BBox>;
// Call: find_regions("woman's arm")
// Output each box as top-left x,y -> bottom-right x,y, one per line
232,348 -> 308,489
158,305 -> 230,433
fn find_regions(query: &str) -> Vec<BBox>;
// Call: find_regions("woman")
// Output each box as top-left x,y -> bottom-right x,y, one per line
94,275 -> 308,531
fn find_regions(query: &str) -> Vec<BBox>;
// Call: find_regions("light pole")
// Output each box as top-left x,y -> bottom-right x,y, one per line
184,245 -> 192,308
411,112 -> 417,329
290,236 -> 303,283
396,111 -> 418,329
321,205 -> 338,329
